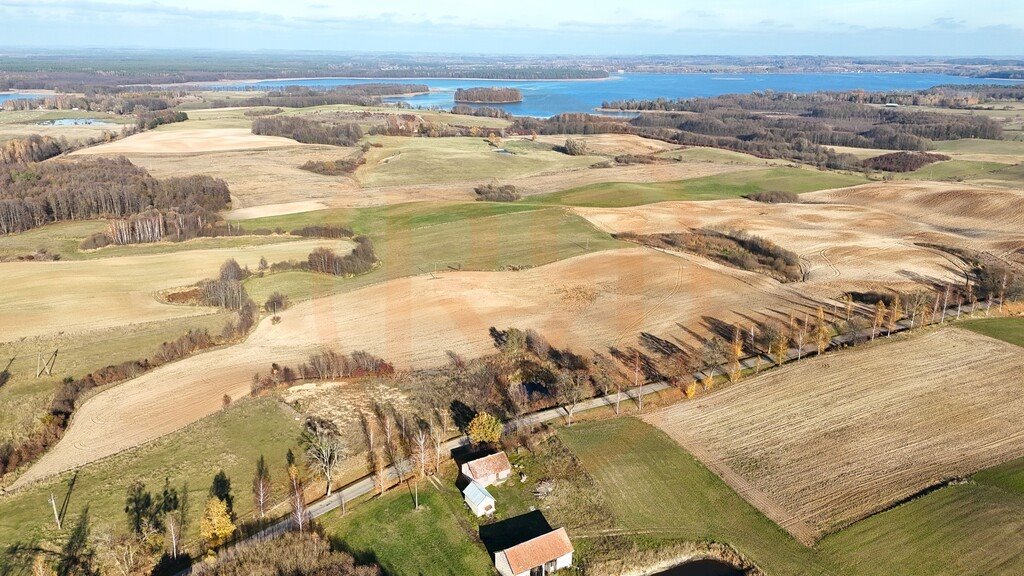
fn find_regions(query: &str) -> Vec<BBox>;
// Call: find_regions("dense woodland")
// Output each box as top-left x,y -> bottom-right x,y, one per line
0,157 -> 230,235
450,104 -> 511,119
252,116 -> 362,146
862,151 -> 950,172
454,87 -> 522,103
1,91 -> 179,113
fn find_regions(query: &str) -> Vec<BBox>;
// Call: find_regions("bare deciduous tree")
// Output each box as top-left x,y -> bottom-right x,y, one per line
300,417 -> 345,497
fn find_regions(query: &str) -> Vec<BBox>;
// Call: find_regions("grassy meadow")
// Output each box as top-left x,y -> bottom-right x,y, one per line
0,398 -> 302,547
960,317 -> 1024,347
240,201 -> 626,304
528,166 -> 868,207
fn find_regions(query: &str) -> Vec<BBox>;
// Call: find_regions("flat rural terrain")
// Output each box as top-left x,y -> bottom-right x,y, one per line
645,327 -> 1024,539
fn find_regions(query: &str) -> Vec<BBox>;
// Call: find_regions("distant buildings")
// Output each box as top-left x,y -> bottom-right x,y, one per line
494,527 -> 574,576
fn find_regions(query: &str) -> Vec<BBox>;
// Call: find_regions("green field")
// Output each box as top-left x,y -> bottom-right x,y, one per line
817,458 -> 1024,575
355,136 -> 602,187
0,398 -> 302,547
320,482 -> 494,576
528,167 -> 868,207
240,201 -> 626,304
657,146 -> 773,165
931,139 -> 1024,156
900,159 -> 1009,181
558,418 -> 828,575
959,317 -> 1024,347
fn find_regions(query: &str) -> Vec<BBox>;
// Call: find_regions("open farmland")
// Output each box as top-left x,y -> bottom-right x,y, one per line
644,327 -> 1024,540
16,246 -> 819,486
0,237 -> 350,341
72,127 -> 298,154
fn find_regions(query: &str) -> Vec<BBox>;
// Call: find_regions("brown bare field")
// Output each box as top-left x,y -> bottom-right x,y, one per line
576,199 -> 961,292
644,327 -> 1024,540
15,246 -> 818,486
71,128 -> 298,154
1,238 -> 349,342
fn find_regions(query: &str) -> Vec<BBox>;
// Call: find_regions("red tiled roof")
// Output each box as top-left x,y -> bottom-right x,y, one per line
466,451 -> 511,480
503,528 -> 573,574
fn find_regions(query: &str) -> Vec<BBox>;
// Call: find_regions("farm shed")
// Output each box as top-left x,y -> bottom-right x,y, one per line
461,451 -> 512,487
463,480 -> 496,517
494,527 -> 573,576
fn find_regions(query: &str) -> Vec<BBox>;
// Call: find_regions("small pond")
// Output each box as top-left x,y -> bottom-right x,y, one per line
651,559 -> 744,576
36,118 -> 117,126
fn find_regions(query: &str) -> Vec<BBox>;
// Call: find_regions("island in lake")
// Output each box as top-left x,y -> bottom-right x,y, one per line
454,86 -> 523,103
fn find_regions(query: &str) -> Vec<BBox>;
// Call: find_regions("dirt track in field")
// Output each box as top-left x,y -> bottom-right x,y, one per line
644,327 -> 1024,541
13,247 -> 820,487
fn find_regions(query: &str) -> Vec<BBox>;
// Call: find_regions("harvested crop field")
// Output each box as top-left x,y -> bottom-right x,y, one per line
528,133 -> 680,156
72,128 -> 298,154
16,246 -> 818,486
644,327 -> 1024,541
1,238 -> 349,341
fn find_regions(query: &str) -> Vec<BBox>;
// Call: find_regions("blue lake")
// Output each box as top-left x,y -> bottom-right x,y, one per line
0,92 -> 42,104
213,73 -> 1021,117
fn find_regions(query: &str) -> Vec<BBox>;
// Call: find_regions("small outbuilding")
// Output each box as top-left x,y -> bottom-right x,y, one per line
461,451 -> 512,487
494,527 -> 574,576
463,480 -> 496,517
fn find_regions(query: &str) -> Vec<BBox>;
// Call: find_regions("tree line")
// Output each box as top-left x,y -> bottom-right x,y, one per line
210,84 -> 429,109
252,116 -> 362,147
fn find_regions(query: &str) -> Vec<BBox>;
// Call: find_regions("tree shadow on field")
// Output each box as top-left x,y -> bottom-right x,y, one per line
451,400 -> 477,432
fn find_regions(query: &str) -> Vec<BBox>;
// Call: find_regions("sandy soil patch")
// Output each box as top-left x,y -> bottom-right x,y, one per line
1,238 -> 350,342
644,327 -> 1024,539
71,128 -> 299,154
16,247 -> 819,485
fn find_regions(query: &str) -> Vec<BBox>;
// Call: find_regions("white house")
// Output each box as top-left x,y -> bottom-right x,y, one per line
494,527 -> 573,576
461,451 -> 512,487
463,480 -> 496,517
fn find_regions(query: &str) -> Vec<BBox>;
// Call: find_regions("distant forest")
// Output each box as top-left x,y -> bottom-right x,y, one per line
252,116 -> 363,146
207,85 -> 428,108
454,87 -> 523,103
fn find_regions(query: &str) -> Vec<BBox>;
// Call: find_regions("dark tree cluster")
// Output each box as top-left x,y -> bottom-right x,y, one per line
474,183 -> 521,202
243,107 -> 284,117
745,190 -> 799,203
619,229 -> 803,282
252,116 -> 362,146
0,134 -> 69,164
454,87 -> 523,103
136,109 -> 188,130
861,151 -> 950,172
290,224 -> 355,239
305,237 -> 377,276
1,92 -> 177,114
0,157 -> 231,235
511,113 -> 633,136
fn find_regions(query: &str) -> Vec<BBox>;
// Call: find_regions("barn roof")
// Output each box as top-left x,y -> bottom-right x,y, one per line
501,528 -> 573,574
465,451 -> 512,480
463,481 -> 494,508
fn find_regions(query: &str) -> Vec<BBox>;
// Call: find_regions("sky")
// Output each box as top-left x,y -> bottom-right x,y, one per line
0,0 -> 1022,56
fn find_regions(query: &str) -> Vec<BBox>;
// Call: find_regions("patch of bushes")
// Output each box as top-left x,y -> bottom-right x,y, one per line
250,349 -> 394,395
451,105 -> 512,119
306,237 -> 377,276
614,154 -> 657,165
620,229 -> 802,282
298,156 -> 366,175
290,224 -> 355,239
474,183 -> 521,202
243,107 -> 284,117
745,190 -> 800,203
559,137 -> 589,156
862,151 -> 951,172
136,110 -> 188,130
196,532 -> 380,576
